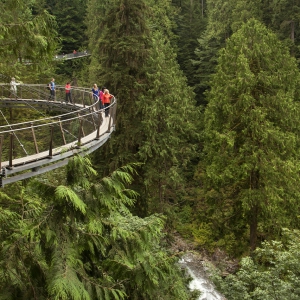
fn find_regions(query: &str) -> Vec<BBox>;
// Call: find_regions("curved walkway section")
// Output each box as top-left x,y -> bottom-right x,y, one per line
0,84 -> 117,187
54,50 -> 91,60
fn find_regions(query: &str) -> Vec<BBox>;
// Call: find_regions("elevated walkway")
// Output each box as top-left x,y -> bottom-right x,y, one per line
0,83 -> 117,187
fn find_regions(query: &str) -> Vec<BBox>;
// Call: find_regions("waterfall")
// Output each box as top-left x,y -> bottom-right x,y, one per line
179,253 -> 226,300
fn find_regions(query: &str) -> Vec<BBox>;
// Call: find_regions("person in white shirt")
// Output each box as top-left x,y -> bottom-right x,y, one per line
10,77 -> 20,98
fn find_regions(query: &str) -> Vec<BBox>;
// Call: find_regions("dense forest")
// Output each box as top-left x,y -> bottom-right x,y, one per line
1,0 -> 300,299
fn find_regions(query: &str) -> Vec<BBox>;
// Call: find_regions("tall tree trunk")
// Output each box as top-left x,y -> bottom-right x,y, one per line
250,204 -> 258,252
291,20 -> 295,42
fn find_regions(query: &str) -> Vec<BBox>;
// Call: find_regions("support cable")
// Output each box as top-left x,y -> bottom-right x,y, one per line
0,109 -> 28,156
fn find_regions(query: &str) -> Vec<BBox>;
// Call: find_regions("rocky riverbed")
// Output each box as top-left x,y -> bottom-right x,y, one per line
169,233 -> 238,300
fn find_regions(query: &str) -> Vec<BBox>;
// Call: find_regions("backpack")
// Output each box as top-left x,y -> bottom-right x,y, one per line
47,83 -> 51,90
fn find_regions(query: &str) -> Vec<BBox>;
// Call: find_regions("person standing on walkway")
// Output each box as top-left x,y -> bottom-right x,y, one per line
65,82 -> 72,103
48,78 -> 56,100
101,89 -> 113,117
99,86 -> 106,109
91,84 -> 99,103
10,77 -> 20,98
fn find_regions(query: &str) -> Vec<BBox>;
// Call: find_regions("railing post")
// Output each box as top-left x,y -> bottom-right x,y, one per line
31,123 -> 39,154
90,107 -> 97,130
59,117 -> 66,145
0,135 -> 4,188
111,100 -> 117,126
8,132 -> 14,169
49,125 -> 53,158
96,111 -> 103,139
77,118 -> 83,148
0,135 -> 3,169
82,91 -> 85,107
107,100 -> 116,133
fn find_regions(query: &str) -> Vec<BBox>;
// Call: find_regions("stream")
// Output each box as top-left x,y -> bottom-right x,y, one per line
179,252 -> 226,300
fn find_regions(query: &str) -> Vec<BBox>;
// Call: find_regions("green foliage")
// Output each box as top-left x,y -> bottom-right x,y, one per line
212,229 -> 300,300
193,0 -> 264,104
0,0 -> 58,77
171,0 -> 207,103
202,18 -> 300,252
0,156 -> 192,299
88,0 -> 200,218
50,0 -> 88,53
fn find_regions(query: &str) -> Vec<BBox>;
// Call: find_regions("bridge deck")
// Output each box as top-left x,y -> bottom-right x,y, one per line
2,111 -> 109,169
0,86 -> 117,187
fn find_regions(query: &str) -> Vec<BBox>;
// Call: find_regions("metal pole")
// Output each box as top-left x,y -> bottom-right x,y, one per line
82,91 -> 85,107
0,135 -> 3,169
59,118 -> 66,145
9,132 -> 13,169
96,111 -> 102,139
49,125 -> 53,158
31,123 -> 39,153
112,101 -> 117,126
77,118 -> 82,148
90,107 -> 97,130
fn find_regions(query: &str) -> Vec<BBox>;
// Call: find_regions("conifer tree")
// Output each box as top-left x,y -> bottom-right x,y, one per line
51,0 -> 88,53
173,0 -> 207,105
203,19 -> 300,251
0,156 -> 192,299
193,0 -> 263,105
88,0 -> 200,216
213,229 -> 300,299
0,0 -> 58,76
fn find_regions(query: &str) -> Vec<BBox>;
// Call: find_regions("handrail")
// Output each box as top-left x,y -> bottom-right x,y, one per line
0,85 -> 117,187
0,98 -> 116,134
0,84 -> 98,128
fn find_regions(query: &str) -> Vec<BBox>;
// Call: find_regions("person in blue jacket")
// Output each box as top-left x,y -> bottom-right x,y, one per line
48,78 -> 56,100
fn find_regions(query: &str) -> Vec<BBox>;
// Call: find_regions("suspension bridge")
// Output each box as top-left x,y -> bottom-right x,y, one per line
0,77 -> 116,187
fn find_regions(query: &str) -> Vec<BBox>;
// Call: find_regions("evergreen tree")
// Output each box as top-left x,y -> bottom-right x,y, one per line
213,229 -> 300,300
262,0 -> 300,58
51,0 -> 88,53
85,0 -> 113,83
193,0 -> 263,105
202,19 -> 300,252
173,0 -> 207,105
88,0 -> 200,217
0,156 -> 192,299
0,0 -> 58,77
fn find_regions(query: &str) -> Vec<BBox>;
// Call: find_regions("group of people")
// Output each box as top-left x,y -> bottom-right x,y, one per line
47,79 -> 113,117
9,77 -> 113,117
92,84 -> 113,117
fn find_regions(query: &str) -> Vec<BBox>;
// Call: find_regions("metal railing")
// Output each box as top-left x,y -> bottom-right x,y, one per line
0,84 -> 117,187
54,50 -> 91,60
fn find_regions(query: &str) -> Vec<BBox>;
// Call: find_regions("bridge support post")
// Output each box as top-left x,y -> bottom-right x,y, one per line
31,123 -> 39,154
112,102 -> 117,123
0,135 -> 3,169
96,111 -> 102,139
8,132 -> 14,169
77,118 -> 83,148
49,125 -> 53,158
0,135 -> 7,187
90,107 -> 97,130
0,167 -> 5,188
107,102 -> 116,133
59,118 -> 66,145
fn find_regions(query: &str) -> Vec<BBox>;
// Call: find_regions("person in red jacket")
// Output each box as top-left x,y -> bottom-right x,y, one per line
101,89 -> 113,117
65,82 -> 72,103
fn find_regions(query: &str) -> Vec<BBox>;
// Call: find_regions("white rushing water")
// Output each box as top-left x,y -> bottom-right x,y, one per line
179,253 -> 226,300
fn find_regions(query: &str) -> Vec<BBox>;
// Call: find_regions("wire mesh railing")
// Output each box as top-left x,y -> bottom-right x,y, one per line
0,83 -> 117,186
